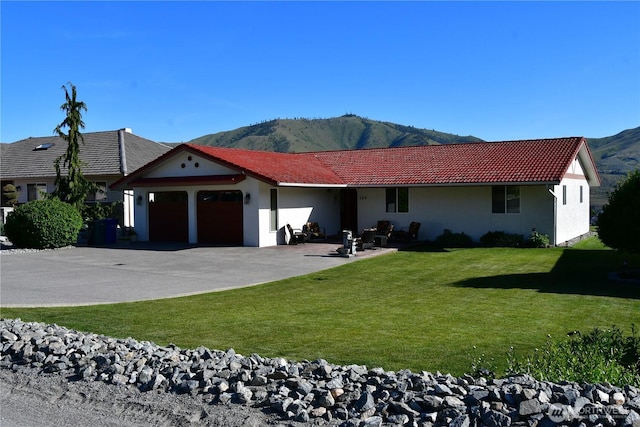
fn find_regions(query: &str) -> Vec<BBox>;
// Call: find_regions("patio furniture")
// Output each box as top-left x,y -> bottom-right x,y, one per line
374,220 -> 394,247
286,224 -> 307,244
395,221 -> 421,240
303,222 -> 327,241
357,228 -> 376,250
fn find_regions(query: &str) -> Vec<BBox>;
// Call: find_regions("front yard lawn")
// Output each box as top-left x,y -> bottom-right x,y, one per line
2,237 -> 639,376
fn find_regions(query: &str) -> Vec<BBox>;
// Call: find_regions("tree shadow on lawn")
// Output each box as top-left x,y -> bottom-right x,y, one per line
453,249 -> 640,300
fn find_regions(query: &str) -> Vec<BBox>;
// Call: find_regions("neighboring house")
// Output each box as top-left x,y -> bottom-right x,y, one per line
111,137 -> 600,247
0,129 -> 171,226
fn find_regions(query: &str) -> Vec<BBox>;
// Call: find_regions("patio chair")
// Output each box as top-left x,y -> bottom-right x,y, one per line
396,221 -> 421,240
303,222 -> 327,241
286,224 -> 307,245
374,220 -> 394,247
357,228 -> 376,250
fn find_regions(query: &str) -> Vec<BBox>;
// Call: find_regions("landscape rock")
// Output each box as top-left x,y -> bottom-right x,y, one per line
2,318 -> 639,426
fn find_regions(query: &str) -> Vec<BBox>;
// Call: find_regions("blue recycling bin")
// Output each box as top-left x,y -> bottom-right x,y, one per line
104,218 -> 118,244
89,218 -> 118,245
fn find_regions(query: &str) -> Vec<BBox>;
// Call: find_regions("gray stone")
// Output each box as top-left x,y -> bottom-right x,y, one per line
355,391 -> 375,412
450,414 -> 471,427
362,415 -> 383,427
482,409 -> 512,427
518,398 -> 541,416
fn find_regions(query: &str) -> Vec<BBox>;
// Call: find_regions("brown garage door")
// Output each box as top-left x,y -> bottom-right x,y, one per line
197,190 -> 243,245
148,191 -> 188,242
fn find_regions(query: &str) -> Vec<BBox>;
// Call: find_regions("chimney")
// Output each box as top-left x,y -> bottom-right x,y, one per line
118,129 -> 128,175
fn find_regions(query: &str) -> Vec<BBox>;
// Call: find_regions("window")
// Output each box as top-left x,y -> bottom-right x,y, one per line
579,185 -> 583,204
86,181 -> 107,202
270,189 -> 278,231
492,185 -> 520,213
27,183 -> 47,201
562,185 -> 567,205
385,188 -> 408,213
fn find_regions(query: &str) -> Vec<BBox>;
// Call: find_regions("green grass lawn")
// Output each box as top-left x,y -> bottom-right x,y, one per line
2,237 -> 639,376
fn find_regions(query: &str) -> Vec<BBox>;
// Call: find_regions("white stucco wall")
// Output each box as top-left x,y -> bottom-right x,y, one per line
256,185 -> 341,246
355,185 -> 556,243
553,159 -> 590,245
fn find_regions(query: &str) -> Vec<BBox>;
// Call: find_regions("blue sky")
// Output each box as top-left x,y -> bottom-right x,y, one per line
1,1 -> 639,144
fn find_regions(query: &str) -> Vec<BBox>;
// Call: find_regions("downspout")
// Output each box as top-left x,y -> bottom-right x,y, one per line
548,185 -> 557,246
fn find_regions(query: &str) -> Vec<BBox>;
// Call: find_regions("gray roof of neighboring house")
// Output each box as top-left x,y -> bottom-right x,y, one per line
0,130 -> 172,180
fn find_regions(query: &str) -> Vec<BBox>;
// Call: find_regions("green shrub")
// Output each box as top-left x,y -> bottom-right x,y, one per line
2,184 -> 18,207
480,231 -> 524,247
434,229 -> 473,247
527,229 -> 550,248
506,326 -> 640,386
597,169 -> 640,253
4,199 -> 83,249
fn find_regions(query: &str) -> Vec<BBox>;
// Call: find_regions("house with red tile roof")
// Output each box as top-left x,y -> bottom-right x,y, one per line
111,137 -> 600,247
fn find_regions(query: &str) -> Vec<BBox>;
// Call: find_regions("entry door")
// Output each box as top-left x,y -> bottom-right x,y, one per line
148,191 -> 188,242
197,190 -> 243,245
340,188 -> 358,233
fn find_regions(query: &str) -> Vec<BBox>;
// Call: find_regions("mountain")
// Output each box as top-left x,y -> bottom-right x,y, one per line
586,127 -> 640,209
188,114 -> 638,210
190,114 -> 483,152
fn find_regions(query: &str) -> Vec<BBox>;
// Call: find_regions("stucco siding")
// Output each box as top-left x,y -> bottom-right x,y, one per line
554,176 -> 590,244
145,152 -> 237,178
273,187 -> 341,245
356,185 -> 555,243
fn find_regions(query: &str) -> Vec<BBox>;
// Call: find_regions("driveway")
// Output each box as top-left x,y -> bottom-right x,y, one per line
0,242 -> 397,307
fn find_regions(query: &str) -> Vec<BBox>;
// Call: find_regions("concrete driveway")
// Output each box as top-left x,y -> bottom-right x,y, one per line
0,242 -> 397,307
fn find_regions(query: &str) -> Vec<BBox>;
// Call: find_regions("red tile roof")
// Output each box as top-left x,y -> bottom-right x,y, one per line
186,145 -> 344,185
188,137 -> 596,186
112,137 -> 599,190
312,137 -> 593,186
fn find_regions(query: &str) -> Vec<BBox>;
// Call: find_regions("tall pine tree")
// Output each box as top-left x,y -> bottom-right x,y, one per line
51,82 -> 97,210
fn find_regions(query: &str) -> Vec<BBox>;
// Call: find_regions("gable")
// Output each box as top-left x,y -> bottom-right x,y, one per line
144,151 -> 238,178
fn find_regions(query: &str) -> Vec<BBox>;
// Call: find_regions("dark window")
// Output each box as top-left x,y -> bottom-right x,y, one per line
562,185 -> 567,205
86,181 -> 107,202
270,189 -> 278,231
579,185 -> 583,203
27,183 -> 47,201
386,188 -> 409,213
492,185 -> 520,214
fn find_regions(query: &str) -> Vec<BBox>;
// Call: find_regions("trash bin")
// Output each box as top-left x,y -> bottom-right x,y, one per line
104,218 -> 117,244
89,219 -> 106,245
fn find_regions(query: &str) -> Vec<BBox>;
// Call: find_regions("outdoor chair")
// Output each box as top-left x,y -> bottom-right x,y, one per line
396,221 -> 421,240
374,220 -> 394,247
303,222 -> 327,241
286,224 -> 307,244
357,228 -> 376,250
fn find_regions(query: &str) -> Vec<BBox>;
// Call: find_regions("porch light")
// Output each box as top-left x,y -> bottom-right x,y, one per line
136,195 -> 143,205
244,193 -> 251,204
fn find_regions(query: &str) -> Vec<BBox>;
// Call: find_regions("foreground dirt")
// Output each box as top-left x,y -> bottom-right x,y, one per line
0,367 -> 298,427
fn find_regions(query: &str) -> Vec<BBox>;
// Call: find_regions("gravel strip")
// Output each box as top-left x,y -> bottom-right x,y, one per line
2,318 -> 640,427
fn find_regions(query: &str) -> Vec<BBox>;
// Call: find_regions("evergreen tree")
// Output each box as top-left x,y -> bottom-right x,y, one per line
50,82 -> 97,210
2,184 -> 19,207
597,169 -> 640,253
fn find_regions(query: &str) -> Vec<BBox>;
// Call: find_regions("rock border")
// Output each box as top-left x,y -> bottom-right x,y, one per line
2,318 -> 639,427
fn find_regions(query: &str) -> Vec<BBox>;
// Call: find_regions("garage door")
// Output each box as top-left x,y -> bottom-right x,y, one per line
148,191 -> 188,242
197,190 -> 243,245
